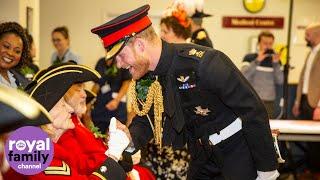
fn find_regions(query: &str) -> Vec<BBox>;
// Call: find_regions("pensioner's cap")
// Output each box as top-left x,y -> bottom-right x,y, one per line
25,63 -> 101,111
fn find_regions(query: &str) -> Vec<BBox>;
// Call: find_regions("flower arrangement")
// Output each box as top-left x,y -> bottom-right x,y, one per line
20,65 -> 35,80
172,8 -> 190,28
135,77 -> 154,101
162,2 -> 191,28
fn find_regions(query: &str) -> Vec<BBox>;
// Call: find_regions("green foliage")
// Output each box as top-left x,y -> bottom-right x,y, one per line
89,123 -> 106,139
105,63 -> 118,77
136,78 -> 154,101
20,65 -> 35,76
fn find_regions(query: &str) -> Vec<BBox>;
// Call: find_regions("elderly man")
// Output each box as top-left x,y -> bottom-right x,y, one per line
25,63 -> 130,179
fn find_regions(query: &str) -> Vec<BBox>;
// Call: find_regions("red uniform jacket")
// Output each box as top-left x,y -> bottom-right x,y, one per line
26,115 -> 124,179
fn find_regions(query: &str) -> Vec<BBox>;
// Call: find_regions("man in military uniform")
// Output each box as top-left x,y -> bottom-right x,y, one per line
91,4 -> 279,180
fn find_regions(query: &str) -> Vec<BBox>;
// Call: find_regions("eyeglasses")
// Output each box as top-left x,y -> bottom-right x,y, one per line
52,38 -> 61,42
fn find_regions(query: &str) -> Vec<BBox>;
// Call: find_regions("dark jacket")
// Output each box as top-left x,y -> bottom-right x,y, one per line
129,42 -> 277,178
191,28 -> 213,48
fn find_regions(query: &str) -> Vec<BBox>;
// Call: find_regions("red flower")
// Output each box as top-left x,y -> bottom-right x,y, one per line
172,8 -> 191,28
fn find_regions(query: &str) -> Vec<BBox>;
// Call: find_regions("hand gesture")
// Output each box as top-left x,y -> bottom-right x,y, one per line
106,117 -> 129,161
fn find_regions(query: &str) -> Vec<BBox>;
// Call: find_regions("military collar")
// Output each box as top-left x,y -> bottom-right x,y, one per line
151,40 -> 174,76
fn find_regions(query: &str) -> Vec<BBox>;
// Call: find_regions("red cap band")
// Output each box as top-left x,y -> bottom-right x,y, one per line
101,16 -> 151,47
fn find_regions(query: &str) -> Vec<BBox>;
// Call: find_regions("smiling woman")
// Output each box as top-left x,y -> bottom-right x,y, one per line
50,26 -> 81,65
0,22 -> 30,88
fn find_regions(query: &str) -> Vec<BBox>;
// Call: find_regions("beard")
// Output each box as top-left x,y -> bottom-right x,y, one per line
65,96 -> 87,117
73,102 -> 87,118
52,114 -> 74,130
49,99 -> 75,130
131,53 -> 150,80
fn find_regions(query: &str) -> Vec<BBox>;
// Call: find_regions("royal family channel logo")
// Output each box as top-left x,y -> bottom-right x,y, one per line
4,126 -> 54,175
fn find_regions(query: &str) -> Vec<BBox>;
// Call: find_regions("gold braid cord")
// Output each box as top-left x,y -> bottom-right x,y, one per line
128,78 -> 164,149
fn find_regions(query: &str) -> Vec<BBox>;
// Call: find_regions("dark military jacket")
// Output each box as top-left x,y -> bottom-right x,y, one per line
191,28 -> 213,48
129,41 -> 277,173
10,69 -> 31,89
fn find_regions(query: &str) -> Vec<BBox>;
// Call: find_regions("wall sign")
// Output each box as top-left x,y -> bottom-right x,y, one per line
222,16 -> 284,29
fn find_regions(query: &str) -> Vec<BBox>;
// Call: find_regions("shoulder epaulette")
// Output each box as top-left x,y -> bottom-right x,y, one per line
177,47 -> 206,61
196,31 -> 207,40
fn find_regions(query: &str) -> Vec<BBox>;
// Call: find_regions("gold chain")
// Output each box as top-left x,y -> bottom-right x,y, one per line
128,77 -> 164,149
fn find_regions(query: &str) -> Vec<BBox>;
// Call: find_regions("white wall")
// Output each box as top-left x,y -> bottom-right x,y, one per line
39,0 -> 169,69
38,0 -> 320,83
0,0 -> 19,23
289,0 -> 320,83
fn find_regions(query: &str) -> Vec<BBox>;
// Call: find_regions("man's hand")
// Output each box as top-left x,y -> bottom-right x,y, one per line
272,53 -> 280,63
292,102 -> 300,117
105,99 -> 120,111
131,150 -> 141,165
256,51 -> 267,62
313,107 -> 320,120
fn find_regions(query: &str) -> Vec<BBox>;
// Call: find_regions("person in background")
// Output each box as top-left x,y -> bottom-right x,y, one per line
0,22 -> 31,180
50,26 -> 81,65
0,22 -> 30,89
188,0 -> 213,48
292,23 -> 320,179
18,30 -> 39,80
160,3 -> 191,44
241,31 -> 283,118
91,47 -> 131,134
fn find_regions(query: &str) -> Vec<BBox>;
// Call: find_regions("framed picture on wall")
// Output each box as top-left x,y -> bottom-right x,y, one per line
26,7 -> 33,33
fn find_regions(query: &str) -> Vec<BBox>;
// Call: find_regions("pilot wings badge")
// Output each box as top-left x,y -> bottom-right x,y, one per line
177,76 -> 190,83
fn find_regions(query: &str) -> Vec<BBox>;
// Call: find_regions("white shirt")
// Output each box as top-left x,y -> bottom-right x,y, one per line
0,71 -> 17,88
302,43 -> 320,94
